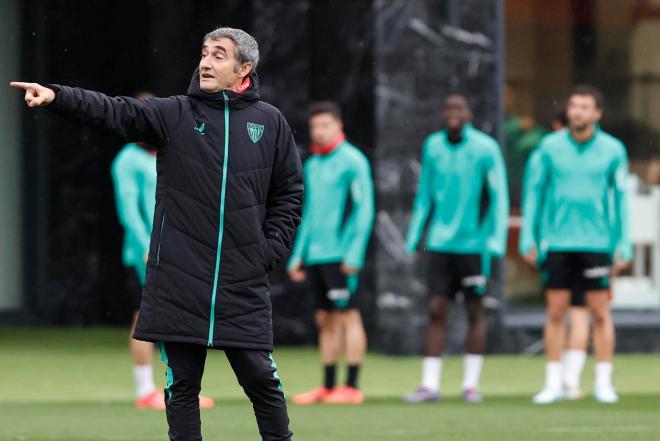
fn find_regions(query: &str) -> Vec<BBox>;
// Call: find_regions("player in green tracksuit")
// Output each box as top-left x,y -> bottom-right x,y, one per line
404,94 -> 509,404
523,111 -> 592,401
520,85 -> 631,404
288,102 -> 375,405
111,139 -> 161,408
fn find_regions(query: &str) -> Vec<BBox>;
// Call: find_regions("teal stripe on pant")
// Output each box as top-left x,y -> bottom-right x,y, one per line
160,342 -> 292,441
347,273 -> 359,295
158,342 -> 174,399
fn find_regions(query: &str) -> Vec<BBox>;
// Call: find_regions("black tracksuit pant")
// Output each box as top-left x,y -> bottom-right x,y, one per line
158,342 -> 293,441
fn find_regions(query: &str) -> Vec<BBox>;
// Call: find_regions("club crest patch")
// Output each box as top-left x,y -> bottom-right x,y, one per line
247,122 -> 264,143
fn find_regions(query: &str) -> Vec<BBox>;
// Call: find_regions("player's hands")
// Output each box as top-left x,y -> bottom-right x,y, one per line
523,246 -> 537,266
612,253 -> 629,275
9,82 -> 56,107
410,252 -> 421,262
340,263 -> 360,275
144,252 -> 149,264
288,260 -> 307,282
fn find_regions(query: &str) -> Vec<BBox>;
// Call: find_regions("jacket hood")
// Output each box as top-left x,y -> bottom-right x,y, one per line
187,68 -> 260,110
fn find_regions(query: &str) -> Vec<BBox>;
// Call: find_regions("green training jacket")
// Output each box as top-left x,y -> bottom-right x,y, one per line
405,124 -> 510,258
519,128 -> 632,261
288,141 -> 375,270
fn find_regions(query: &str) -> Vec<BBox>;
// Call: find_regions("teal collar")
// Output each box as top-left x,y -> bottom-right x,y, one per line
566,126 -> 600,151
442,123 -> 472,148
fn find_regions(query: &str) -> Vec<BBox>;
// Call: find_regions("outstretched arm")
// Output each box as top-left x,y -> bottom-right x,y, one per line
10,81 -> 181,146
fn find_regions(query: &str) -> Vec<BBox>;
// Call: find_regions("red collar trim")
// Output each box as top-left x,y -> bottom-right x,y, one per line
310,133 -> 346,156
234,76 -> 252,94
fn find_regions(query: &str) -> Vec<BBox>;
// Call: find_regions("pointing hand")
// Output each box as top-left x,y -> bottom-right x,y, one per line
9,81 -> 56,107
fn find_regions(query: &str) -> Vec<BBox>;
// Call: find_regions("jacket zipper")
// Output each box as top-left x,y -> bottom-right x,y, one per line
207,91 -> 230,347
156,212 -> 166,267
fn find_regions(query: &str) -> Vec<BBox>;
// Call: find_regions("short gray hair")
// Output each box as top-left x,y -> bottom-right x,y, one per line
203,27 -> 259,73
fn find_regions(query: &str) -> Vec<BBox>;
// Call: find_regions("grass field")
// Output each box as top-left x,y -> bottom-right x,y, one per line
1,327 -> 659,441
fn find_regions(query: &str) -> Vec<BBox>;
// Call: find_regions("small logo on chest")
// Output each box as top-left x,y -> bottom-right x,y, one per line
194,121 -> 206,136
247,122 -> 264,143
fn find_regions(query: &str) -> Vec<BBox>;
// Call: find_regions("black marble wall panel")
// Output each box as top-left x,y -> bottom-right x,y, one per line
252,0 -> 310,137
253,0 -> 377,344
372,0 -> 503,354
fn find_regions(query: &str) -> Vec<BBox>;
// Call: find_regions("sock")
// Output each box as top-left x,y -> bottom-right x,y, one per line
133,364 -> 156,398
595,362 -> 613,388
346,364 -> 361,389
421,357 -> 442,392
562,349 -> 587,390
545,362 -> 562,389
462,354 -> 484,390
324,364 -> 337,389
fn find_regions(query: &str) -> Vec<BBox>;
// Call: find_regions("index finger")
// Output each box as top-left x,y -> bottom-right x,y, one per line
9,82 -> 34,90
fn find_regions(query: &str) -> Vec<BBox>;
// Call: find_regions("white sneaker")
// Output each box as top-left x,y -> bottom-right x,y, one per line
594,385 -> 619,404
564,387 -> 585,400
533,387 -> 565,404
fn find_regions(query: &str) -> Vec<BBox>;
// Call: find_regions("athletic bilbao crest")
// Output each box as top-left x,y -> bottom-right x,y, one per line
247,122 -> 264,143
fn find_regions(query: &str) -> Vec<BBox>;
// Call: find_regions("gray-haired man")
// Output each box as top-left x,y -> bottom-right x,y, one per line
11,27 -> 301,441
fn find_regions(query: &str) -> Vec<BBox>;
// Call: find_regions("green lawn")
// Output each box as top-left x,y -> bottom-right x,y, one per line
1,327 -> 659,440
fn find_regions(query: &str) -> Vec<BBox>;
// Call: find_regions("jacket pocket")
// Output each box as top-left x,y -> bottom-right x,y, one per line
155,212 -> 167,286
257,231 -> 272,273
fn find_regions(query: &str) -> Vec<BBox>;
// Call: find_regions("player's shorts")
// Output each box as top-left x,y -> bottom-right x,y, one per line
306,262 -> 359,311
427,252 -> 489,300
570,286 -> 587,307
542,252 -> 611,292
124,266 -> 144,312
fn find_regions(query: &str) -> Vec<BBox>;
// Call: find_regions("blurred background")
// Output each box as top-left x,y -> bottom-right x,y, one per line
1,0 -> 660,355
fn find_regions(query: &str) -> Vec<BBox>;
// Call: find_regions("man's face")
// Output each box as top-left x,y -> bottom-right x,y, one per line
567,94 -> 602,131
442,95 -> 471,132
199,38 -> 251,93
309,113 -> 343,147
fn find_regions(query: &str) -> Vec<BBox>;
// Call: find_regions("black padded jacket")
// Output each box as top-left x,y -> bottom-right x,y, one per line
48,70 -> 303,350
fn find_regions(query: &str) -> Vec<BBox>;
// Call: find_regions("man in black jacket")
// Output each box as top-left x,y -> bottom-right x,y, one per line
11,27 -> 302,441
